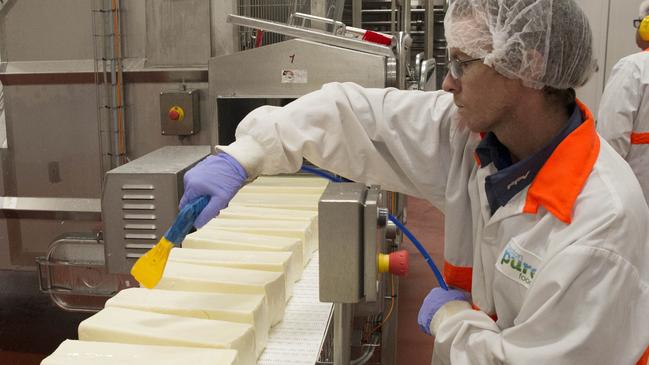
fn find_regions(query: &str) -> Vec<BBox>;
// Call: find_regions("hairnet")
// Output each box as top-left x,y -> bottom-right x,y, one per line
640,0 -> 649,18
444,0 -> 596,90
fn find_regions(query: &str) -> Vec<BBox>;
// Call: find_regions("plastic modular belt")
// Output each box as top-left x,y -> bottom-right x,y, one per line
258,253 -> 332,364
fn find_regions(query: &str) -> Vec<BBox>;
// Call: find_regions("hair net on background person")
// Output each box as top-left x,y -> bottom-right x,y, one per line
444,0 -> 596,90
640,0 -> 649,18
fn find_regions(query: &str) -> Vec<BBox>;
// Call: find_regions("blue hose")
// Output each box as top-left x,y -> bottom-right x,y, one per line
300,165 -> 346,183
301,165 -> 449,290
388,214 -> 448,290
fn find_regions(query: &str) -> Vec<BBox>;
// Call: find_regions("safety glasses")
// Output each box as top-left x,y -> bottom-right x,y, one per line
634,18 -> 644,28
448,56 -> 484,79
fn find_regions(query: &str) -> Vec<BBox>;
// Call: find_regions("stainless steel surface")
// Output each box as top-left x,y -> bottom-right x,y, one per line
419,57 -> 436,90
401,0 -> 411,35
363,186 -> 383,304
396,31 -> 413,89
0,0 -> 233,271
380,276 -> 398,365
102,145 -> 210,274
145,0 -> 211,66
319,183 -> 365,303
0,59 -> 208,85
211,38 -> 387,96
333,302 -> 353,365
288,12 -> 347,34
0,197 -> 101,216
1,0 -> 94,61
352,0 -> 362,27
424,0 -> 435,59
228,14 -> 395,57
160,89 -> 200,136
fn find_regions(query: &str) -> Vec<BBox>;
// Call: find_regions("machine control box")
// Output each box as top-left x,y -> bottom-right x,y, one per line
319,183 -> 387,304
160,89 -> 200,136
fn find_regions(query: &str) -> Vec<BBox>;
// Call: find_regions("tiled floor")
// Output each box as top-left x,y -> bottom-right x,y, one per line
0,196 -> 445,365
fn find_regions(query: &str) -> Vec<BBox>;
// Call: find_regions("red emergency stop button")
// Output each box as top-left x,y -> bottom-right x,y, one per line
378,250 -> 409,276
168,106 -> 185,121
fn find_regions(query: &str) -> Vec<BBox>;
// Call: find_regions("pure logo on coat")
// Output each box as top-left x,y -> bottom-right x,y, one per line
496,241 -> 541,288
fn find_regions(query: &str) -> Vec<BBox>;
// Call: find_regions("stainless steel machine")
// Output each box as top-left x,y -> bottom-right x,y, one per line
319,183 -> 404,364
37,146 -> 211,311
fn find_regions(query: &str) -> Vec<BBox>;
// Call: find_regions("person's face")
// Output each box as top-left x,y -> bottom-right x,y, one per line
442,48 -> 521,134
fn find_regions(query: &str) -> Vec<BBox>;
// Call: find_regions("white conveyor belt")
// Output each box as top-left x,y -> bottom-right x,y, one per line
258,252 -> 332,365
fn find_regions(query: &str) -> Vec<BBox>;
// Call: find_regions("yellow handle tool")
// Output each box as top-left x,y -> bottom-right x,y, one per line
130,196 -> 209,288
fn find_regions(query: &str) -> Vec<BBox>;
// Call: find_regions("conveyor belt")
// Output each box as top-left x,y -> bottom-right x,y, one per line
259,253 -> 332,365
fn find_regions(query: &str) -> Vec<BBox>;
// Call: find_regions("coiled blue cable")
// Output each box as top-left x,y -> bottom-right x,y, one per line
301,165 -> 449,290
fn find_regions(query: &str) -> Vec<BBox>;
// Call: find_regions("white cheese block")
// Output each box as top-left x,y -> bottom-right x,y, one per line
219,206 -> 319,255
105,288 -> 269,356
182,230 -> 303,268
41,340 -> 239,365
251,175 -> 329,188
156,261 -> 286,325
229,192 -> 320,212
78,307 -> 256,365
169,248 -> 296,299
203,218 -> 316,260
220,205 -> 317,225
239,184 -> 326,195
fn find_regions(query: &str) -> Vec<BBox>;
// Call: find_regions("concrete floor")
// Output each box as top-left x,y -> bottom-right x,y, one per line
0,196 -> 444,365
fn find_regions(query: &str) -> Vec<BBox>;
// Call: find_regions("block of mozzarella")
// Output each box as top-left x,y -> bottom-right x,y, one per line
156,261 -> 286,325
182,230 -> 304,268
239,184 -> 325,195
229,192 -> 319,212
219,206 -> 319,254
251,175 -> 329,188
220,205 -> 317,225
78,307 -> 256,365
169,248 -> 296,298
41,340 -> 239,365
203,218 -> 316,260
105,288 -> 269,355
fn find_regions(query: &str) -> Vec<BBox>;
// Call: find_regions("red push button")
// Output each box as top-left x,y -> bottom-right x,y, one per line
168,106 -> 185,121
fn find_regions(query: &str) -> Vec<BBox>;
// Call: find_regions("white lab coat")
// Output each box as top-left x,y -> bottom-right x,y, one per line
598,50 -> 649,205
221,82 -> 649,364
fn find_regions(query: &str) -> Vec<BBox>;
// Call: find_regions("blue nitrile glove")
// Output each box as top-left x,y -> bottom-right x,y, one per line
179,153 -> 247,228
417,288 -> 469,336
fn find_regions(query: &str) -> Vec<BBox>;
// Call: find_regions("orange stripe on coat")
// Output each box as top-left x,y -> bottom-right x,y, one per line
443,261 -> 472,292
631,132 -> 649,144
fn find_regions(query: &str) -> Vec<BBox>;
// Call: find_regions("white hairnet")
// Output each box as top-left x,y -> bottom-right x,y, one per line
640,0 -> 649,18
444,0 -> 596,90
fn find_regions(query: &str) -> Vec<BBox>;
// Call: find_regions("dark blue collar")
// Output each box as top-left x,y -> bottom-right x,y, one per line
476,104 -> 583,215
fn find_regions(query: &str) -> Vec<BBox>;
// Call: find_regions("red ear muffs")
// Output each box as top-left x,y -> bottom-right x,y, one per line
639,15 -> 649,41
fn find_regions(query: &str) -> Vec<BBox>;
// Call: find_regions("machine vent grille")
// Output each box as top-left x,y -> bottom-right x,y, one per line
121,184 -> 158,258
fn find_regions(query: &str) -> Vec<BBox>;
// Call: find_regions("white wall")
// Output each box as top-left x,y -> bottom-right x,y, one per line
574,0 -> 643,115
605,0 -> 644,79
574,0 -> 610,115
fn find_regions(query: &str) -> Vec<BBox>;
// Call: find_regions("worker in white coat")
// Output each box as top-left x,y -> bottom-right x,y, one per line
597,0 -> 649,204
181,0 -> 649,363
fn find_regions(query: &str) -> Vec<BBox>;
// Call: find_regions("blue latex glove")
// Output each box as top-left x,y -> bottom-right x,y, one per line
179,153 -> 247,228
417,287 -> 469,335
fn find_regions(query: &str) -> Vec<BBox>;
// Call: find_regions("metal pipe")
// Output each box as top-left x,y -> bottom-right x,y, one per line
401,0 -> 411,33
227,14 -> 395,57
333,303 -> 352,365
352,0 -> 362,28
424,0 -> 435,59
